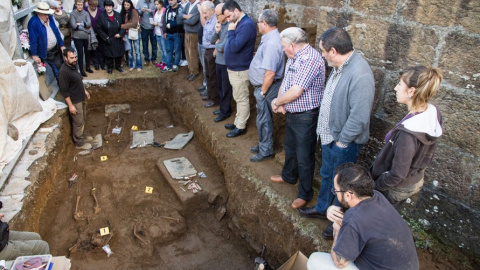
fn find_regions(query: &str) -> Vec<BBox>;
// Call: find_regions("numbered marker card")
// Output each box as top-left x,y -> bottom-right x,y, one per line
100,227 -> 110,236
145,186 -> 153,194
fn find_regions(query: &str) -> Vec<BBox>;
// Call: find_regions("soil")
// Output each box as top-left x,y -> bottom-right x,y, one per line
37,101 -> 255,269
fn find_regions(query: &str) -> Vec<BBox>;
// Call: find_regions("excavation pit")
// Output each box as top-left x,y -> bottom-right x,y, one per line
6,74 -> 463,270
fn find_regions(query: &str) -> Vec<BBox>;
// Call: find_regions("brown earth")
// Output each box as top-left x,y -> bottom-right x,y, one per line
18,56 -> 470,269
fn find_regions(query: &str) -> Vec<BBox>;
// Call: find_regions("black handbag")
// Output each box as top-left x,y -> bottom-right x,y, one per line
0,221 -> 9,252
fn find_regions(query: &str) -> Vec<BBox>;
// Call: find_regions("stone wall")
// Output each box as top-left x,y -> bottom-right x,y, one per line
236,0 -> 480,258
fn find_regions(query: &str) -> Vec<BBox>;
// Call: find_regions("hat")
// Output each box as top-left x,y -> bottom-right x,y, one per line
33,2 -> 54,14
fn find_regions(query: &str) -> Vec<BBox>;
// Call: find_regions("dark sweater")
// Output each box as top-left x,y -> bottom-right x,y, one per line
224,14 -> 256,71
59,63 -> 86,104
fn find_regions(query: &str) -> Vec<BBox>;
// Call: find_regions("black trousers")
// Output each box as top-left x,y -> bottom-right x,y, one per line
216,63 -> 232,117
204,49 -> 219,104
73,38 -> 91,72
105,56 -> 121,69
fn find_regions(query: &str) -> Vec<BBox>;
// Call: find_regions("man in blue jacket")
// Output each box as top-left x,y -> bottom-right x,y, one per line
222,0 -> 256,138
28,1 -> 65,80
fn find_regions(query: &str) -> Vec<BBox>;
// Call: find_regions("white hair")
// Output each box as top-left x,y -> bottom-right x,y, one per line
280,27 -> 308,45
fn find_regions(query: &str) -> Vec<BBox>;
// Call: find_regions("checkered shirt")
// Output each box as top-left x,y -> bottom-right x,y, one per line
316,50 -> 355,145
280,44 -> 325,113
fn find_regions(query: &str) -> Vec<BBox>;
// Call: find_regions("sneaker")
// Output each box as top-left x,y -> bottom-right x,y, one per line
173,65 -> 178,72
129,68 -> 134,71
161,67 -> 173,73
137,68 -> 142,71
180,60 -> 188,67
155,62 -> 163,67
76,143 -> 92,150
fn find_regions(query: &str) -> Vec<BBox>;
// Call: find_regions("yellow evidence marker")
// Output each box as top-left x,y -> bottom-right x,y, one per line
100,227 -> 110,236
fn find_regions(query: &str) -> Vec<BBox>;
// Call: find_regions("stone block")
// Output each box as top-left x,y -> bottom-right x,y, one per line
282,0 -> 342,8
455,0 -> 480,34
438,32 -> 480,90
349,0 -> 397,17
409,188 -> 480,257
401,0 -> 479,30
345,16 -> 390,68
424,146 -> 479,206
433,88 -> 480,155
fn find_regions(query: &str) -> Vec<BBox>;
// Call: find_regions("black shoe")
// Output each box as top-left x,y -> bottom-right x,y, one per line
250,145 -> 259,153
298,207 -> 327,219
80,71 -> 87,77
94,65 -> 100,70
101,65 -> 107,70
197,85 -> 206,91
249,153 -> 274,162
322,223 -> 334,240
86,67 -> 94,73
204,101 -> 218,108
226,128 -> 246,138
224,124 -> 235,130
107,68 -> 112,74
187,73 -> 198,81
202,96 -> 209,101
214,114 -> 229,122
116,67 -> 123,72
213,110 -> 221,115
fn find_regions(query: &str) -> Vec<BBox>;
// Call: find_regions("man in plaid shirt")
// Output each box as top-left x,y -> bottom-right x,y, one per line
270,27 -> 325,209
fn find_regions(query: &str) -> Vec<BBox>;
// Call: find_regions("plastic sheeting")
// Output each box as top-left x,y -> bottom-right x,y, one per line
0,44 -> 58,174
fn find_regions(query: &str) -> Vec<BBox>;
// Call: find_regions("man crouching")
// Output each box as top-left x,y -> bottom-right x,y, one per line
308,163 -> 419,270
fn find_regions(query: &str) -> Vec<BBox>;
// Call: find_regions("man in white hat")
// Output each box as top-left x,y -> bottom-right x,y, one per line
28,1 -> 66,80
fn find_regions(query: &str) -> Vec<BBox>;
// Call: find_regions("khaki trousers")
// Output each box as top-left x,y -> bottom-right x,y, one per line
185,33 -> 200,76
227,69 -> 250,129
0,231 -> 50,260
71,102 -> 86,147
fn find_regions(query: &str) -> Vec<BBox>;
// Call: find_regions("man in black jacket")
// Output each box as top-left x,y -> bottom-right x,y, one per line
0,201 -> 50,260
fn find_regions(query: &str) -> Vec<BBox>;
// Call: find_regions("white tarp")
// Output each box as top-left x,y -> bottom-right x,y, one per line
0,43 -> 58,174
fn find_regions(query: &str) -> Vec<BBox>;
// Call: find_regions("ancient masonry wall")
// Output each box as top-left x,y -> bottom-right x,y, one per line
237,0 -> 480,256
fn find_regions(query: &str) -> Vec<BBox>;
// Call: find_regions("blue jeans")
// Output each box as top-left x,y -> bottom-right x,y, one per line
165,33 -> 181,68
155,34 -> 167,63
141,28 -> 157,62
128,37 -> 142,69
314,141 -> 363,213
281,108 -> 319,201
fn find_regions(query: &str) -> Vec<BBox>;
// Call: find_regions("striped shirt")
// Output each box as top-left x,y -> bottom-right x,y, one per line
280,44 -> 325,113
317,50 -> 355,144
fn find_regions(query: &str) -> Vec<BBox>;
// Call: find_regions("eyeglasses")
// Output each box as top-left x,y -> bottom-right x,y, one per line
331,187 -> 350,196
257,20 -> 264,24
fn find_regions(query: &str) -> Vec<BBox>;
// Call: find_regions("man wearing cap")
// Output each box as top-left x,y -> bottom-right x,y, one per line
28,1 -> 66,80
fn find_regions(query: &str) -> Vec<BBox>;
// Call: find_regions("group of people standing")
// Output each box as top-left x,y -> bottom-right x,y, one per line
192,1 -> 442,269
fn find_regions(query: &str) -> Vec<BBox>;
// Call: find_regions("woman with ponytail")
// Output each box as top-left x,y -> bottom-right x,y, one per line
371,66 -> 443,208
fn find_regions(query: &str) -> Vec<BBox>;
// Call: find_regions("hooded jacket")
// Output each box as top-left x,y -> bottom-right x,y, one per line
371,104 -> 443,191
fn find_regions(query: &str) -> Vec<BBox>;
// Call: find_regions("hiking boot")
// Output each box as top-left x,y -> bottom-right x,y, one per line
76,143 -> 92,150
